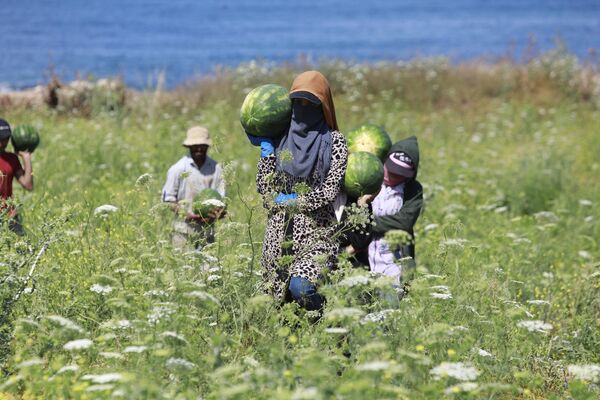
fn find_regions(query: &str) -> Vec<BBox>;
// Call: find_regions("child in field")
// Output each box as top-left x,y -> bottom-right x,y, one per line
0,119 -> 34,235
368,136 -> 423,288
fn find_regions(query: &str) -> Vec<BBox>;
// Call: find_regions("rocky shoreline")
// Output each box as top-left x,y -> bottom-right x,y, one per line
0,78 -> 127,111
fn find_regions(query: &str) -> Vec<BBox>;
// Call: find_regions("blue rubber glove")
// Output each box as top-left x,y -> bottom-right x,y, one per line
246,133 -> 274,157
274,192 -> 298,205
260,140 -> 274,158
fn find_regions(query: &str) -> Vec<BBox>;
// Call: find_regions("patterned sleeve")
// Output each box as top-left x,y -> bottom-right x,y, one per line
256,154 -> 277,205
297,131 -> 348,213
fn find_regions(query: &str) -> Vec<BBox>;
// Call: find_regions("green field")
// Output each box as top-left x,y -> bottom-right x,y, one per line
1,50 -> 599,399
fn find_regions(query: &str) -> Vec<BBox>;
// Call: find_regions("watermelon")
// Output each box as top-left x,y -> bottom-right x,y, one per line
346,124 -> 392,160
240,84 -> 291,139
11,124 -> 40,152
192,188 -> 226,218
344,151 -> 384,199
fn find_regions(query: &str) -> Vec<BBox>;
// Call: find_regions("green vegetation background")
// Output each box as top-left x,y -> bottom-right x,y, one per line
0,48 -> 599,399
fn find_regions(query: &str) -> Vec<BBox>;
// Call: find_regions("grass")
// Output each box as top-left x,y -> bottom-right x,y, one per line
0,48 -> 599,399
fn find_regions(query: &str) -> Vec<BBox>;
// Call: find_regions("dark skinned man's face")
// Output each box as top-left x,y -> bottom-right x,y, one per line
188,144 -> 209,166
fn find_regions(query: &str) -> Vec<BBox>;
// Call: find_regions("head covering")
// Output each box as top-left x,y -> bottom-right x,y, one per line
289,71 -> 338,131
182,126 -> 212,147
276,71 -> 336,181
385,151 -> 415,178
0,119 -> 11,140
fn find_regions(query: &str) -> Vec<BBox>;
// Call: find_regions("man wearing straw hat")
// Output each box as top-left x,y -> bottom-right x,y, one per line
162,126 -> 225,250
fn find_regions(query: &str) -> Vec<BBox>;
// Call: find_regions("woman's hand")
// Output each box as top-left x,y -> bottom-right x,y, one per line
246,133 -> 274,157
274,192 -> 298,205
357,193 -> 376,207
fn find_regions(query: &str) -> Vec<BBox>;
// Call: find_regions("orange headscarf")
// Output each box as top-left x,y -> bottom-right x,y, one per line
289,71 -> 338,131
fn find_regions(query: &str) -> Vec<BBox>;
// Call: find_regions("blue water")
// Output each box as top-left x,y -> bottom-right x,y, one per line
1,0 -> 599,89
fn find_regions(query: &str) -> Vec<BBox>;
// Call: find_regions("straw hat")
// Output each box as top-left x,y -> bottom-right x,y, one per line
182,126 -> 212,146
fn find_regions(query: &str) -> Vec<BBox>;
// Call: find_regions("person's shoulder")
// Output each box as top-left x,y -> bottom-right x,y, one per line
1,151 -> 18,160
2,152 -> 21,165
167,156 -> 190,172
331,130 -> 347,145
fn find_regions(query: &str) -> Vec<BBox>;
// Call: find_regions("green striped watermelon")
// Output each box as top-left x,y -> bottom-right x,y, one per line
344,151 -> 384,199
240,84 -> 291,139
346,124 -> 392,160
11,124 -> 40,153
192,188 -> 226,218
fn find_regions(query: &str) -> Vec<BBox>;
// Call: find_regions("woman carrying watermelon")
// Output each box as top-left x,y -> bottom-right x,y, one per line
247,71 -> 348,311
368,136 -> 423,292
0,119 -> 35,236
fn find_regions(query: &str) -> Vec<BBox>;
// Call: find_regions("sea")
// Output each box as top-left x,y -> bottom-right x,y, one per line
0,0 -> 599,90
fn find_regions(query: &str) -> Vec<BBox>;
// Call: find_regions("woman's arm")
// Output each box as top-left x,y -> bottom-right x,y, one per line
15,152 -> 33,191
256,154 -> 277,205
371,181 -> 424,234
297,131 -> 348,213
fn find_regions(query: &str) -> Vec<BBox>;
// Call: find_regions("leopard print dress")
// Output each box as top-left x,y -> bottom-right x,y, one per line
256,130 -> 348,301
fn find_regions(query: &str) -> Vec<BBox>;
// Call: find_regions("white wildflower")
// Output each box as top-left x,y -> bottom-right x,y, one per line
422,274 -> 444,279
147,304 -> 177,325
63,339 -> 93,351
431,292 -> 453,299
144,289 -> 167,297
444,382 -> 479,394
81,373 -> 123,383
90,284 -> 113,295
567,364 -> 600,382
424,223 -> 439,232
440,238 -> 468,248
94,204 -> 118,215
474,348 -> 494,358
208,266 -> 221,273
325,307 -> 365,319
86,384 -> 113,392
115,320 -> 131,329
166,357 -> 195,370
338,275 -> 370,287
578,199 -> 593,207
291,387 -> 319,400
123,345 -> 147,353
578,250 -> 592,260
135,173 -> 153,186
527,300 -> 551,305
185,290 -> 220,304
430,362 -> 480,381
430,285 -> 450,292
16,359 -> 44,368
517,320 -> 553,333
584,215 -> 593,223
160,331 -> 188,344
324,327 -> 349,334
207,274 -> 221,282
243,356 -> 259,367
533,211 -> 558,223
361,309 -> 399,323
542,272 -> 554,280
47,315 -> 84,333
99,352 -> 124,359
450,326 -> 469,333
356,361 -> 391,371
57,365 -> 79,374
